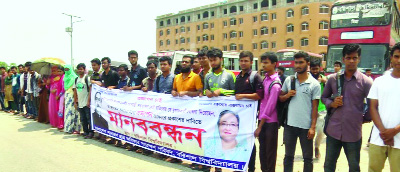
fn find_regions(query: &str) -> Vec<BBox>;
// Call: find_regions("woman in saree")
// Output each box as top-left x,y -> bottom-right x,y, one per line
47,65 -> 64,129
4,70 -> 16,112
63,65 -> 81,134
37,74 -> 49,123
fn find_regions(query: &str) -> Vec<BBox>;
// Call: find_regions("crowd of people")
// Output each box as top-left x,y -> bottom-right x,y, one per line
0,43 -> 399,172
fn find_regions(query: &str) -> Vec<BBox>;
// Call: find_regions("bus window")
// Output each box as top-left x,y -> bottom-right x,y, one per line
252,60 -> 258,71
223,57 -> 239,70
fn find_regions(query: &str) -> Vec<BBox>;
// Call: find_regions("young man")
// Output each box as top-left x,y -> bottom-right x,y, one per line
10,66 -> 21,114
17,64 -> 25,115
365,68 -> 373,80
100,57 -> 119,144
277,66 -> 287,84
73,63 -> 93,139
0,66 -> 7,110
197,49 -> 211,86
327,61 -> 342,79
152,56 -> 175,94
279,52 -> 320,172
254,52 -> 281,172
172,55 -> 203,97
322,44 -> 373,172
19,63 -> 29,116
90,58 -> 102,86
116,64 -> 130,89
368,42 -> 400,172
123,50 -> 147,91
204,48 -> 236,98
192,56 -> 202,74
235,51 -> 263,172
28,66 -> 41,120
141,60 -> 158,92
309,59 -> 327,159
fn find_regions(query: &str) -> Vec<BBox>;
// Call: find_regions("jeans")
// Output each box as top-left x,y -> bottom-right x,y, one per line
324,135 -> 361,172
79,106 -> 93,134
19,94 -> 25,113
259,122 -> 279,172
12,93 -> 20,112
26,93 -> 35,116
0,92 -> 5,110
283,125 -> 313,172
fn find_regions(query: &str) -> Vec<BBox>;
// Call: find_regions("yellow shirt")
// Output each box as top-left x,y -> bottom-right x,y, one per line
173,71 -> 203,92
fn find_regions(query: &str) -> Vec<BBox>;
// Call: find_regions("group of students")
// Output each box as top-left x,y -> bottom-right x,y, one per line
1,43 -> 399,172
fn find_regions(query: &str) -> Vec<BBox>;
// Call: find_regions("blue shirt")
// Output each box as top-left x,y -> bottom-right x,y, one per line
152,73 -> 175,94
116,77 -> 129,89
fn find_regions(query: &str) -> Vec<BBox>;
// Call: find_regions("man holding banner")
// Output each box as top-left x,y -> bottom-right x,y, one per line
172,55 -> 203,97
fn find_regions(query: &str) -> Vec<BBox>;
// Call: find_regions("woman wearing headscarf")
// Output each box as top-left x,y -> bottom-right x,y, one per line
37,73 -> 50,123
63,65 -> 81,134
47,65 -> 64,129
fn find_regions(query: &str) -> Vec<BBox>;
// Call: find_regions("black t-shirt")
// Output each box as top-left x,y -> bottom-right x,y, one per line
128,64 -> 148,87
101,70 -> 119,88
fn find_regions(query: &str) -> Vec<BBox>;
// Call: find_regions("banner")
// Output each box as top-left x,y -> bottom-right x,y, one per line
90,85 -> 258,171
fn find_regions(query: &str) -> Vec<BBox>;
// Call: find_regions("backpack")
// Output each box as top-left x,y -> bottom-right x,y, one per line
276,75 -> 296,127
236,71 -> 258,91
323,73 -> 344,134
75,75 -> 90,92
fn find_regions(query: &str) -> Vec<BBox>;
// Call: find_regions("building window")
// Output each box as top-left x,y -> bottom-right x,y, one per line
319,37 -> 328,45
187,27 -> 190,32
230,44 -> 237,51
160,40 -> 163,46
230,6 -> 237,13
223,33 -> 228,39
253,29 -> 258,36
197,37 -> 200,42
202,46 -> 209,50
223,46 -> 228,51
166,39 -> 170,45
286,39 -> 294,47
261,13 -> 268,21
175,18 -> 178,24
301,22 -> 309,31
187,16 -> 191,21
224,9 -> 227,14
180,37 -> 185,44
240,6 -> 244,11
272,13 -> 277,20
159,21 -> 164,27
301,38 -> 309,46
261,41 -> 268,49
167,19 -> 171,25
197,14 -> 201,19
175,39 -> 178,44
253,3 -> 258,9
272,27 -> 277,34
287,0 -> 294,3
287,9 -> 294,18
287,24 -> 294,32
230,31 -> 237,38
320,5 -> 329,14
211,11 -> 215,17
272,42 -> 276,48
253,16 -> 258,22
180,26 -> 185,33
175,29 -> 178,34
253,43 -> 258,49
239,31 -> 243,37
230,18 -> 237,26
180,16 -> 185,23
239,18 -> 244,24
301,6 -> 309,15
211,23 -> 214,28
187,38 -> 190,43
197,25 -> 200,30
319,21 -> 329,29
203,22 -> 209,29
223,20 -> 227,26
166,29 -> 170,35
261,27 -> 268,35
203,11 -> 209,18
203,34 -> 209,41
211,35 -> 215,41
159,30 -> 163,36
239,44 -> 243,50
261,0 -> 268,8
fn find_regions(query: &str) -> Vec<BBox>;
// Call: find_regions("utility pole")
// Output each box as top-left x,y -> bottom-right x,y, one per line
62,13 -> 83,68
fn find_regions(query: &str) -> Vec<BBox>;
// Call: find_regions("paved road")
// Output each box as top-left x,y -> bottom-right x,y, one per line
0,111 -> 390,172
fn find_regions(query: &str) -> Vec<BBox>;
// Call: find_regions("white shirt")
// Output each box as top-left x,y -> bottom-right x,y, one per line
367,72 -> 400,149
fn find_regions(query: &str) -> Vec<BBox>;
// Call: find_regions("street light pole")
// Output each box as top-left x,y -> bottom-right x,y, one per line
62,13 -> 82,68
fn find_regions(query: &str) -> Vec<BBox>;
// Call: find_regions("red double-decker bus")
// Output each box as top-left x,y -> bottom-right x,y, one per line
327,0 -> 400,77
276,49 -> 324,75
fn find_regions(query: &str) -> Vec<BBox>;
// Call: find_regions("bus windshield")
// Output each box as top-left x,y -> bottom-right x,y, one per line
331,1 -> 391,28
327,44 -> 387,74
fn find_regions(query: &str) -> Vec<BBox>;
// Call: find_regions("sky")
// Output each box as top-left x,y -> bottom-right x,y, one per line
0,0 -> 220,69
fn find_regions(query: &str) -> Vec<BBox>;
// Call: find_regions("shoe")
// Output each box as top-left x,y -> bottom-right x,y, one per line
169,158 -> 182,163
85,133 -> 94,139
13,112 -> 19,115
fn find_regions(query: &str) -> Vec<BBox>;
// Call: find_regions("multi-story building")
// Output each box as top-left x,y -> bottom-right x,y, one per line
155,0 -> 335,60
